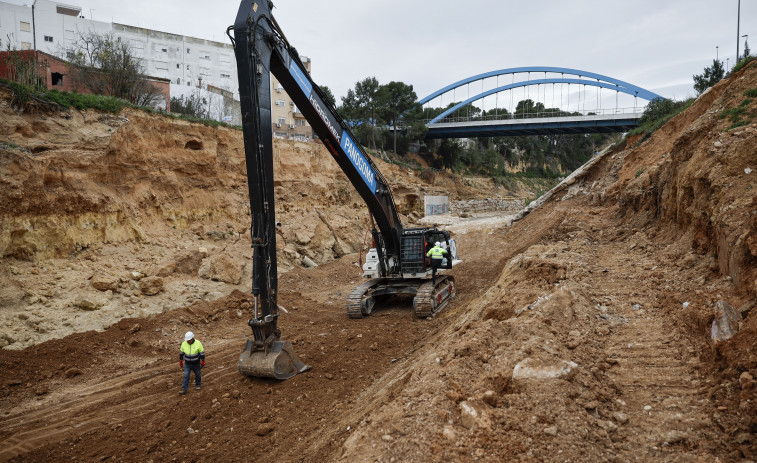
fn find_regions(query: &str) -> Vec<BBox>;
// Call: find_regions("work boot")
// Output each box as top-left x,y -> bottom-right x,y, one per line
179,389 -> 186,395
195,386 -> 201,391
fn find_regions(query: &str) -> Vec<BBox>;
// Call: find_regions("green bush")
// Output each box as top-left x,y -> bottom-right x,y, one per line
728,56 -> 755,77
42,89 -> 129,112
720,88 -> 756,130
1,80 -> 240,130
629,97 -> 694,137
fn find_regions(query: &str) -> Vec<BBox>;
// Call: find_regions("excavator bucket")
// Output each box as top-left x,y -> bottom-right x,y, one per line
237,339 -> 310,380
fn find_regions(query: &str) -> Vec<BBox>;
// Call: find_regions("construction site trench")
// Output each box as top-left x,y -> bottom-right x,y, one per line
1,62 -> 756,462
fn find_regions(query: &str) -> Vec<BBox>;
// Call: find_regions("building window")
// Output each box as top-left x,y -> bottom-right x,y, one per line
44,35 -> 54,42
20,21 -> 31,32
51,72 -> 64,86
176,64 -> 180,69
161,48 -> 167,52
275,100 -> 285,106
277,117 -> 285,125
176,78 -> 181,84
21,42 -> 31,50
186,65 -> 190,70
299,120 -> 306,126
186,48 -> 190,54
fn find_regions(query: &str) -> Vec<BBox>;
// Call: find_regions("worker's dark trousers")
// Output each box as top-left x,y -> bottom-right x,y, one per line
431,258 -> 443,285
182,363 -> 202,391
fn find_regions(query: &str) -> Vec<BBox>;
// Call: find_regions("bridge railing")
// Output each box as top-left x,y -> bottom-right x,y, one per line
425,106 -> 645,125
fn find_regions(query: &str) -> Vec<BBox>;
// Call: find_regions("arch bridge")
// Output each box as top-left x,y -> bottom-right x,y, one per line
418,67 -> 663,138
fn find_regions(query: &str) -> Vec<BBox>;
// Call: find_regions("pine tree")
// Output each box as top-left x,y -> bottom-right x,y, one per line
692,59 -> 725,95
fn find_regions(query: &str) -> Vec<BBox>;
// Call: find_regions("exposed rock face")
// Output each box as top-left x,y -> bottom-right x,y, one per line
0,97 -> 521,271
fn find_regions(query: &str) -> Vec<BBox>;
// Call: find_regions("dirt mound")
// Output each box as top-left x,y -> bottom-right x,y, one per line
1,63 -> 755,462
332,64 -> 757,461
0,89 -> 525,349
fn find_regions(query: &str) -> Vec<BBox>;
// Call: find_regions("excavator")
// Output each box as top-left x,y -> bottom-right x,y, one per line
230,0 -> 460,380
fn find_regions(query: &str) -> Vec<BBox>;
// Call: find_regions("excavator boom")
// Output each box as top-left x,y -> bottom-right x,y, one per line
231,0 -> 458,380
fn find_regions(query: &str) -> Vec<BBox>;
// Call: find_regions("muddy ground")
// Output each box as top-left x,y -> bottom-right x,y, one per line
0,62 -> 756,462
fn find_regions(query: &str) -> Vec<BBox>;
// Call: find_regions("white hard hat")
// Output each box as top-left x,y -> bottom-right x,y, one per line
184,331 -> 194,341
435,241 -> 441,247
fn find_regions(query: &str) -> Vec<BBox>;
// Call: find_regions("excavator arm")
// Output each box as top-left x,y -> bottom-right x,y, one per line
231,1 -> 458,379
231,0 -> 404,379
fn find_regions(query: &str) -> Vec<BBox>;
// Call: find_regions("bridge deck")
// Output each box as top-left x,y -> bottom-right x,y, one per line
426,114 -> 641,138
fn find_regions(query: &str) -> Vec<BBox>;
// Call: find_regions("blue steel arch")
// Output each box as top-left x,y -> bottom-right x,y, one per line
428,78 -> 655,124
420,66 -> 663,124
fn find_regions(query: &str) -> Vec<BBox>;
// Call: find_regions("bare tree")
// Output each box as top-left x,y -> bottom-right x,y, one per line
59,30 -> 162,106
2,33 -> 46,90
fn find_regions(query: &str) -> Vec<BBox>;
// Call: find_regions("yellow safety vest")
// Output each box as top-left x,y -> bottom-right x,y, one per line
180,340 -> 205,364
426,246 -> 448,258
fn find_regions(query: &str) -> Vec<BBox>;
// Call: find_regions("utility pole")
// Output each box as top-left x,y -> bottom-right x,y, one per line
736,0 -> 741,62
32,0 -> 38,88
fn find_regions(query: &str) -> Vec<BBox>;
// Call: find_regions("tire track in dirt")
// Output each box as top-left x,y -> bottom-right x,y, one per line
588,238 -> 722,460
0,338 -> 248,461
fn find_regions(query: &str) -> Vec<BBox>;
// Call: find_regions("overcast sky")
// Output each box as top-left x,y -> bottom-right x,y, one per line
6,0 -> 755,102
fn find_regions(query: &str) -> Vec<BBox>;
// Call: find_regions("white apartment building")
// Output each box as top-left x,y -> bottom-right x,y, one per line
270,56 -> 313,140
0,0 -> 237,96
0,0 -> 312,135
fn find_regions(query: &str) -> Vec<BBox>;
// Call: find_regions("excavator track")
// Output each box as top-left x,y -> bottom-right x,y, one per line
346,278 -> 385,319
413,276 -> 456,318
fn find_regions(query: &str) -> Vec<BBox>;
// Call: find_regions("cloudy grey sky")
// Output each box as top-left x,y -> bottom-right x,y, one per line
6,0 -> 755,102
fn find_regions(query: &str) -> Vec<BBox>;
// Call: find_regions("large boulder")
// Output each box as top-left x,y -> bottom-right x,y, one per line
175,249 -> 209,274
512,358 -> 578,383
140,276 -> 164,296
459,400 -> 492,430
74,295 -> 107,310
711,300 -> 742,342
0,270 -> 25,308
91,272 -> 119,292
155,248 -> 209,277
198,254 -> 243,284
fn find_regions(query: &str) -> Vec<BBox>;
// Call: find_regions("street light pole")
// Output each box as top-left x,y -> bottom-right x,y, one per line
736,0 -> 741,62
32,0 -> 37,88
716,45 -> 719,61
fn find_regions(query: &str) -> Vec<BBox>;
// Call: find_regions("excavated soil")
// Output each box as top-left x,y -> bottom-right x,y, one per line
0,87 -> 519,351
1,62 -> 756,463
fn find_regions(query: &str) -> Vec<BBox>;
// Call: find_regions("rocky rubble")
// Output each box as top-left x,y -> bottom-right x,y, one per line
0,87 -> 535,349
451,197 -> 524,216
